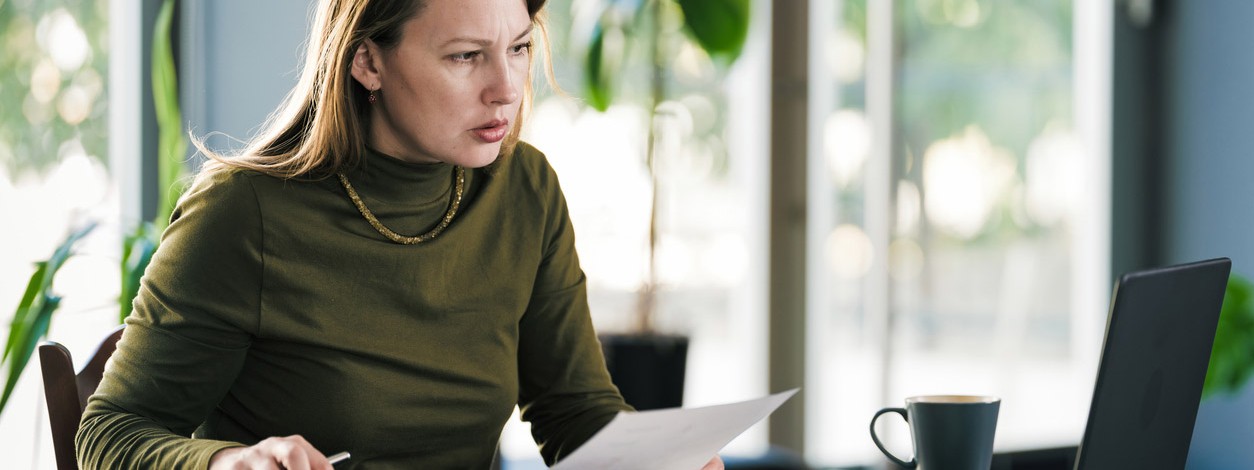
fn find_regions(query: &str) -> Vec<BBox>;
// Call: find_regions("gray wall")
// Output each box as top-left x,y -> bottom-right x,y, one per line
1164,0 -> 1254,270
182,0 -> 314,154
1159,1 -> 1254,468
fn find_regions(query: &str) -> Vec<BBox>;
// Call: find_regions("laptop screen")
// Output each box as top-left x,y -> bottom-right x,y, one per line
1074,258 -> 1230,469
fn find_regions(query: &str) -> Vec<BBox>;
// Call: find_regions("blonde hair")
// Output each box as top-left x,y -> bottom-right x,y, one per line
197,0 -> 552,179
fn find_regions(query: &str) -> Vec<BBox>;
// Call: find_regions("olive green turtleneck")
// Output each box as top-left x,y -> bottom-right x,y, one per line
76,142 -> 631,469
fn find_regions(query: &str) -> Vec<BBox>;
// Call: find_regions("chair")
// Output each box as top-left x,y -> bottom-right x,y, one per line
39,325 -> 125,470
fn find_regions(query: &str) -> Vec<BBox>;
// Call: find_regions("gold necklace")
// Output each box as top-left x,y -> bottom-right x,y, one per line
336,166 -> 465,244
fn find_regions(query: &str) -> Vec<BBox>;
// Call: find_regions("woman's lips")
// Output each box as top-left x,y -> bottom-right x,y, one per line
472,120 -> 509,143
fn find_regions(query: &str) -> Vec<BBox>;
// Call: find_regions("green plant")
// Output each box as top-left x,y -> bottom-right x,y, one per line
0,0 -> 187,416
151,0 -> 188,230
0,223 -> 97,411
583,0 -> 749,112
1203,274 -> 1254,398
579,0 -> 749,332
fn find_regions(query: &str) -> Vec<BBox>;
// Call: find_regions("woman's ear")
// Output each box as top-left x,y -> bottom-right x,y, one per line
350,39 -> 383,91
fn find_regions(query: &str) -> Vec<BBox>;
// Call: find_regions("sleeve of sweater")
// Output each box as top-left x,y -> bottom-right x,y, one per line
76,170 -> 263,469
515,148 -> 634,466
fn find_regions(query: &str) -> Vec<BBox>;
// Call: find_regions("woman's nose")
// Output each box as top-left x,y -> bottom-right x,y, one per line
483,57 -> 520,106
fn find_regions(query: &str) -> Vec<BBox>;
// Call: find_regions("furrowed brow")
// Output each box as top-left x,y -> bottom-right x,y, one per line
442,25 -> 533,48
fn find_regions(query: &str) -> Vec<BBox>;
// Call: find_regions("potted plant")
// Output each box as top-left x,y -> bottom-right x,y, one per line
1203,274 -> 1254,398
575,0 -> 749,410
1,0 -> 187,415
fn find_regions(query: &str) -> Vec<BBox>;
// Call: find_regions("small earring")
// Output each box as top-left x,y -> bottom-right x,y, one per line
368,88 -> 377,104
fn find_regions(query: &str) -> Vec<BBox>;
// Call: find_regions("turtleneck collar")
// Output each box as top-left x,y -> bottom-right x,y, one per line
343,147 -> 456,205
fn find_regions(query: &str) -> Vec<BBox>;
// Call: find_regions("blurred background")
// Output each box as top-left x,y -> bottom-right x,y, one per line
2,0 -> 1252,468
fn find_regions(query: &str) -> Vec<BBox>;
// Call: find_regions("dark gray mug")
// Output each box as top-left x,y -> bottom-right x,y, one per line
869,395 -> 1000,469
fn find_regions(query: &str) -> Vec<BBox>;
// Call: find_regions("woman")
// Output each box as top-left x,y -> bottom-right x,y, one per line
75,0 -> 723,468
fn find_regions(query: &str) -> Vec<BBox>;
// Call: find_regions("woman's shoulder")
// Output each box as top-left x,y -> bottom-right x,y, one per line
186,166 -> 264,200
171,164 -> 332,232
501,140 -> 559,188
510,140 -> 546,161
159,167 -> 268,236
179,166 -> 302,216
187,164 -> 326,200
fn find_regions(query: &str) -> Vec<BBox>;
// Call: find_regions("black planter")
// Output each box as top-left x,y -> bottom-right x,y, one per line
599,333 -> 689,411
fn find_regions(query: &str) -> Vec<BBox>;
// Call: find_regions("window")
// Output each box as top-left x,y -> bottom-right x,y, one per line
807,0 -> 1110,465
501,0 -> 771,463
0,1 -> 123,469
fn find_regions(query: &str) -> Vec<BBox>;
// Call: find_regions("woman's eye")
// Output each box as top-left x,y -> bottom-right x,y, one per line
511,42 -> 532,55
450,51 -> 480,63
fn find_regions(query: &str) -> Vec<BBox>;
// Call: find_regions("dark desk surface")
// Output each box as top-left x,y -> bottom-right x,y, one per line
722,445 -> 1078,470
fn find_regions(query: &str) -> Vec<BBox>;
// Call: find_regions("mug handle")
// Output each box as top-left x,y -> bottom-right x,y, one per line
870,407 -> 916,469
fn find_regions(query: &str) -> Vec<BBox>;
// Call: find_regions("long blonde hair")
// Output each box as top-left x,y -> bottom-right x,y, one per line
197,0 -> 551,179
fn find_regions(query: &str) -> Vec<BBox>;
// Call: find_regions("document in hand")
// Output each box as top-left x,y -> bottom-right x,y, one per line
551,389 -> 799,470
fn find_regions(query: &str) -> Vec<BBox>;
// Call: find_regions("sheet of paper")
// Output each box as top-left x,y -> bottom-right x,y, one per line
551,389 -> 799,470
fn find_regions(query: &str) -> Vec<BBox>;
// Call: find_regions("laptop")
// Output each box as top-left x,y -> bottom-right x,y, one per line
1074,258 -> 1231,469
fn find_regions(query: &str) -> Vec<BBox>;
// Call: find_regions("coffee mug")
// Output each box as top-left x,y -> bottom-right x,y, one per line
869,395 -> 1000,470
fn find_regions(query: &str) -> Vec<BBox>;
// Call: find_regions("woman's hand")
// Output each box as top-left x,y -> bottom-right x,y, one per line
209,435 -> 334,470
701,455 -> 725,470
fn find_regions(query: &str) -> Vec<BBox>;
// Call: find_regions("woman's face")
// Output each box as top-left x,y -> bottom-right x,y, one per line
355,0 -> 532,167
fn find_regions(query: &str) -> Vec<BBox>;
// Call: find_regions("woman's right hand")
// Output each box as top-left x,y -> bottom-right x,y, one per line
208,435 -> 334,470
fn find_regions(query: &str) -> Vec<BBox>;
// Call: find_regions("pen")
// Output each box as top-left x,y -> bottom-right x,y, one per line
327,451 -> 351,466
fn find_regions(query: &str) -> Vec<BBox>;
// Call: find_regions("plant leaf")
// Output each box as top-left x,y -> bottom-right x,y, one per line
1204,274 -> 1254,398
584,24 -> 613,112
0,295 -> 59,413
153,0 -> 189,229
674,0 -> 750,62
46,222 -> 99,277
0,222 -> 96,415
121,223 -> 160,323
0,294 -> 60,413
3,263 -> 49,365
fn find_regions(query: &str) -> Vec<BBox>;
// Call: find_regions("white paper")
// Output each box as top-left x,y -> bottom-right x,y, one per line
550,389 -> 799,470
